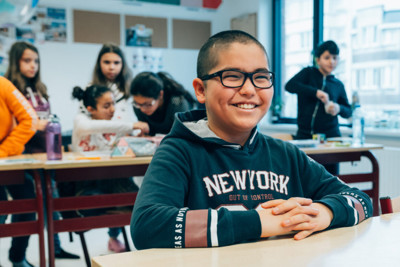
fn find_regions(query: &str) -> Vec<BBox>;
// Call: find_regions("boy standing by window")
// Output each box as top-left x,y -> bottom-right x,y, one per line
285,40 -> 352,175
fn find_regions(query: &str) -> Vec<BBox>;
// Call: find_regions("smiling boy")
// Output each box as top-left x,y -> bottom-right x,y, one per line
131,31 -> 371,249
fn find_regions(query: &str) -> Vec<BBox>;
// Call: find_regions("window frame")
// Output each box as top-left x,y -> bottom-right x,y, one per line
271,0 -> 324,124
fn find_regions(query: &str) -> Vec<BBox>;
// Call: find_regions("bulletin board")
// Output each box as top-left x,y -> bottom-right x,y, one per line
231,13 -> 257,38
172,19 -> 210,49
73,10 -> 121,44
125,15 -> 167,48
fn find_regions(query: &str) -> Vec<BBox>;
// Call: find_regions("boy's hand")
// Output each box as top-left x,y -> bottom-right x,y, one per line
291,202 -> 333,240
261,197 -> 313,211
325,102 -> 340,116
258,198 -> 333,240
258,198 -> 319,238
316,90 -> 329,104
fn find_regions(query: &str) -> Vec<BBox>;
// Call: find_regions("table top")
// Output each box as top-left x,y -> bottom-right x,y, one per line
0,143 -> 382,171
301,143 -> 383,154
92,213 -> 400,267
32,152 -> 152,169
0,154 -> 43,171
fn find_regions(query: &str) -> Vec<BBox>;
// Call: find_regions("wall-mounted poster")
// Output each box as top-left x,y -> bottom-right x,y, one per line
30,6 -> 67,43
125,15 -> 167,48
126,24 -> 153,47
0,36 -> 14,76
127,48 -> 164,76
0,6 -> 67,44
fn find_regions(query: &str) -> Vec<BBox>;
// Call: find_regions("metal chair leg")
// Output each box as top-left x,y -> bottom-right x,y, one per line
77,232 -> 91,267
121,226 -> 131,251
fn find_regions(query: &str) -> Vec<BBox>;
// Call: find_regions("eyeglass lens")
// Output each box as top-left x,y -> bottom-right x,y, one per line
221,71 -> 273,88
133,100 -> 155,108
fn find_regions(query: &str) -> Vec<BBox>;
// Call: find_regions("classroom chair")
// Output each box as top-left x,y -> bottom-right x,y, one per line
53,136 -> 133,267
57,179 -> 132,267
0,169 -> 46,267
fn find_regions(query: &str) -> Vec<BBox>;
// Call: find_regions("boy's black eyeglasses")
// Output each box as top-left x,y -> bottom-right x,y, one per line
199,70 -> 274,89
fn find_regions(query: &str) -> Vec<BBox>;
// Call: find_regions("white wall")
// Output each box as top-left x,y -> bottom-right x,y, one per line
34,0 -> 269,131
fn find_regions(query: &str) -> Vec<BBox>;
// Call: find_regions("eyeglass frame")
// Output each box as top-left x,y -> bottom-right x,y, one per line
199,69 -> 275,89
132,99 -> 156,109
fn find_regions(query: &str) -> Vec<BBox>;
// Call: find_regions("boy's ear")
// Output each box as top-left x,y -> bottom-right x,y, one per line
193,78 -> 206,104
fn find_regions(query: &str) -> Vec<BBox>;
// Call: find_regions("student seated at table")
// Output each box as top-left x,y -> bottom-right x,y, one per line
130,30 -> 372,249
0,76 -> 38,267
71,84 -> 140,253
5,40 -> 79,261
130,71 -> 200,136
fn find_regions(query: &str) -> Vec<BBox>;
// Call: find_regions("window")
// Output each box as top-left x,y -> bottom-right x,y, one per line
273,0 -> 400,130
274,0 -> 313,120
324,0 -> 400,129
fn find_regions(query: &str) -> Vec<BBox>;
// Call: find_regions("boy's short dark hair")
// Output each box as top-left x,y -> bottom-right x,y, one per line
197,30 -> 268,78
314,40 -> 339,58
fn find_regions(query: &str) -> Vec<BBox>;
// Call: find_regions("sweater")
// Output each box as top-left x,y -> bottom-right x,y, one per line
131,109 -> 372,249
134,95 -> 192,136
72,113 -> 133,152
285,67 -> 352,138
0,77 -> 37,157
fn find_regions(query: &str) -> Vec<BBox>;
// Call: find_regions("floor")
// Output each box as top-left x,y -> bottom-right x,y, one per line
0,227 -> 135,267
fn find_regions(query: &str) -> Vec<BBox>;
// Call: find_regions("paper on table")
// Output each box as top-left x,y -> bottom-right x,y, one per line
0,158 -> 40,164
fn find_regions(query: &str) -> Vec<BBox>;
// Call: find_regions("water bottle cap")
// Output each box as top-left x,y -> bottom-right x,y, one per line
49,114 -> 60,123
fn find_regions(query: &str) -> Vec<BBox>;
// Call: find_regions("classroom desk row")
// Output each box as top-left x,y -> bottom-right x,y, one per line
0,143 -> 383,266
92,212 -> 400,267
0,152 -> 151,267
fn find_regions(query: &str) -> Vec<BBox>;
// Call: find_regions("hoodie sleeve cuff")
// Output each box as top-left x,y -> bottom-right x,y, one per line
231,210 -> 261,243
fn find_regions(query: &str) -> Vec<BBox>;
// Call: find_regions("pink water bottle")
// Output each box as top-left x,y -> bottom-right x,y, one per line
46,114 -> 62,160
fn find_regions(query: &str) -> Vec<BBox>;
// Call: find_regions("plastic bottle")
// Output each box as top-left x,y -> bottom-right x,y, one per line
352,104 -> 365,146
351,91 -> 360,110
46,114 -> 62,160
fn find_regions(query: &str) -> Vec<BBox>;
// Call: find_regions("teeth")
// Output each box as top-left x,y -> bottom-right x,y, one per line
237,103 -> 255,109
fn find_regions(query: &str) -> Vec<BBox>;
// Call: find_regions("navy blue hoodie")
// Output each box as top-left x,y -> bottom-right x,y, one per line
131,109 -> 372,249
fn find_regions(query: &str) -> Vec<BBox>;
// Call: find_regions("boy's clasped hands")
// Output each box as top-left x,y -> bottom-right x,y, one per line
258,197 -> 333,240
316,90 -> 340,116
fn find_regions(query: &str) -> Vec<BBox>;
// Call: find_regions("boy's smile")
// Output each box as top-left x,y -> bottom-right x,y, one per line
193,42 -> 273,145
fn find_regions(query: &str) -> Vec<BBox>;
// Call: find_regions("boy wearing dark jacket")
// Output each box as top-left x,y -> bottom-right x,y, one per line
131,31 -> 372,249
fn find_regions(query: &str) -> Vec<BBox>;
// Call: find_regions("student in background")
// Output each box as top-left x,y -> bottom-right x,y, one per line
0,76 -> 37,267
130,71 -> 199,136
89,43 -> 137,123
72,85 -> 139,253
4,41 -> 80,260
285,40 -> 352,174
130,30 -> 372,249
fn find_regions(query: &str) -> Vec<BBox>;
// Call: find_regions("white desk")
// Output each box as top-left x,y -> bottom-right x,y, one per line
92,213 -> 400,267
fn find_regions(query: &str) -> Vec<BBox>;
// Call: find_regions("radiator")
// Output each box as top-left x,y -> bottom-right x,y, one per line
340,147 -> 400,198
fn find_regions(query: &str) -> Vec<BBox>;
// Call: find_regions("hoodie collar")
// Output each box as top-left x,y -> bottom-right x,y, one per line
178,110 -> 258,150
